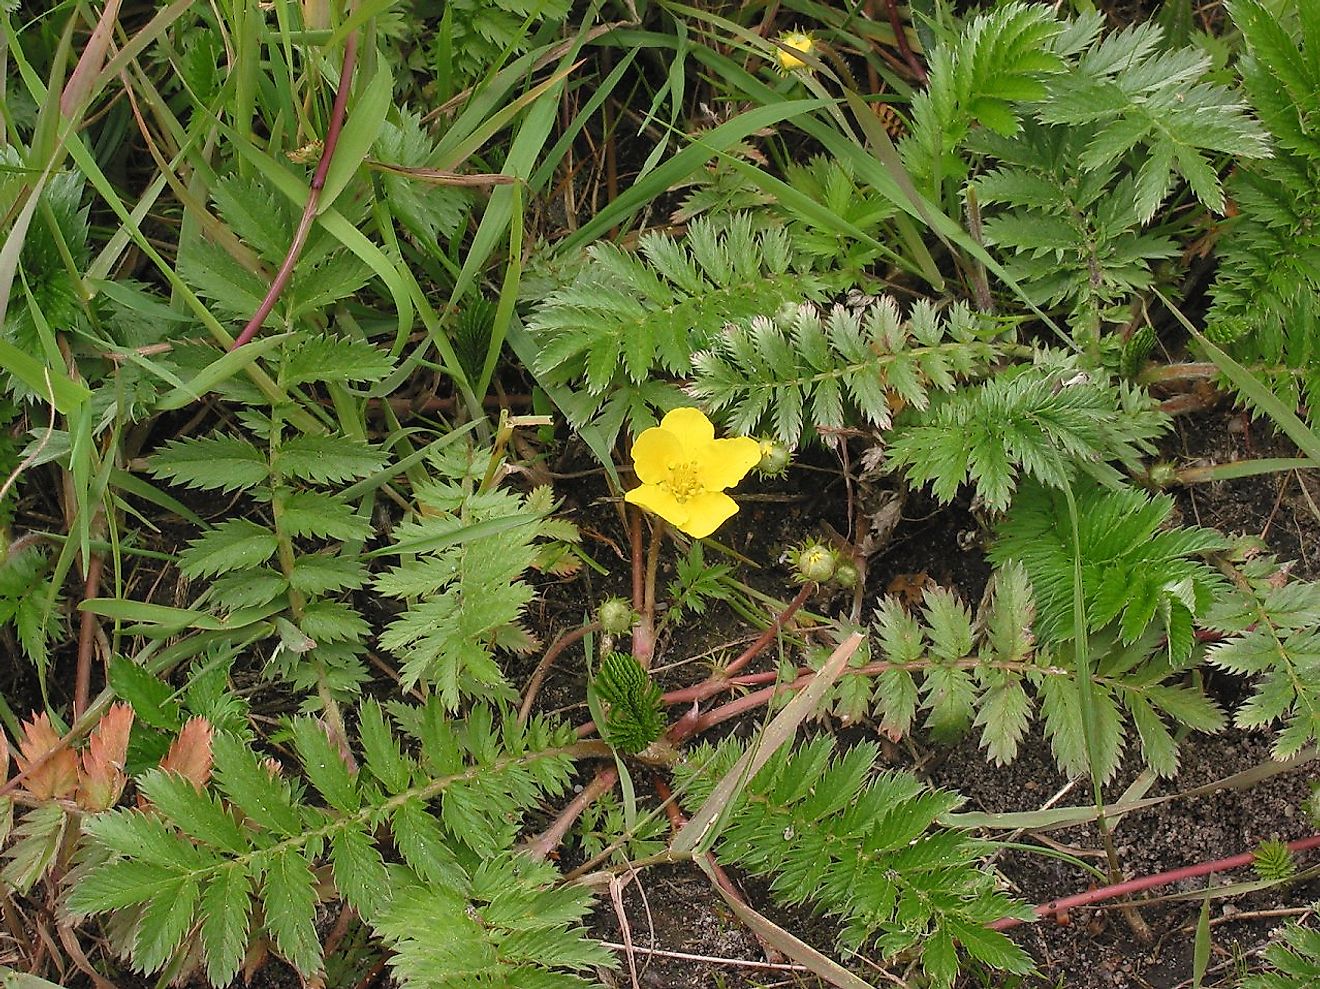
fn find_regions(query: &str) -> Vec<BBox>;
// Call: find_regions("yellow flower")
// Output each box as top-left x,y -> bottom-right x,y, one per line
625,408 -> 761,538
775,31 -> 815,72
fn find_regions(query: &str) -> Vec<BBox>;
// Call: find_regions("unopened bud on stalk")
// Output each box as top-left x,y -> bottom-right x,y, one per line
756,438 -> 791,477
833,558 -> 860,590
793,541 -> 836,583
597,597 -> 636,635
1144,461 -> 1179,489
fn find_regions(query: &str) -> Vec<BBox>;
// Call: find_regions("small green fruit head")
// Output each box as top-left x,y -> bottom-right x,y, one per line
756,439 -> 791,477
1307,783 -> 1320,828
598,597 -> 636,635
793,541 -> 836,584
833,557 -> 860,590
1144,461 -> 1179,490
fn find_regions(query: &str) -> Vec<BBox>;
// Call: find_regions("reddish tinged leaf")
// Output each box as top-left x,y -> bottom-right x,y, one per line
159,717 -> 214,790
14,713 -> 78,801
77,703 -> 135,811
59,0 -> 123,118
319,717 -> 358,774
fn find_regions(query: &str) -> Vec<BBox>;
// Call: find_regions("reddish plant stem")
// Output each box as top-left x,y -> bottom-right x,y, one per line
662,656 -> 1062,722
882,0 -> 927,83
73,551 -> 104,718
670,680 -> 787,743
631,517 -> 664,670
653,776 -> 686,831
668,657 -> 1066,744
1138,362 -> 1220,385
518,622 -> 602,726
721,582 -> 813,679
231,33 -> 359,350
524,766 -> 619,861
352,956 -> 389,989
988,833 -> 1320,931
630,507 -> 644,613
576,586 -> 822,738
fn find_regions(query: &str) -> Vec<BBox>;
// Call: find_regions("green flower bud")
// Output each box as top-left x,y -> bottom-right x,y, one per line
1144,461 -> 1179,490
833,558 -> 860,589
598,598 -> 635,635
756,439 -> 791,477
794,542 -> 836,583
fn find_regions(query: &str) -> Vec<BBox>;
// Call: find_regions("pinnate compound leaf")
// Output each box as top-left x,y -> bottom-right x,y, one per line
149,435 -> 269,493
974,677 -> 1032,766
179,520 -> 278,580
137,768 -> 249,853
357,700 -> 412,793
201,865 -> 253,987
292,717 -> 359,812
276,434 -> 389,485
331,823 -> 388,917
262,849 -> 322,976
14,713 -> 77,800
289,555 -> 367,595
82,808 -> 209,870
283,334 -> 394,386
159,716 -> 214,789
276,491 -> 372,542
132,876 -> 199,974
943,917 -> 1034,975
67,860 -> 184,913
211,732 -> 303,836
391,797 -> 464,888
76,702 -> 133,811
109,655 -> 180,730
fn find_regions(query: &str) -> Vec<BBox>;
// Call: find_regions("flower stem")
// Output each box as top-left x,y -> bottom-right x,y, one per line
518,622 -> 602,726
989,833 -> 1320,931
231,32 -> 359,350
633,517 -> 664,669
721,581 -> 813,679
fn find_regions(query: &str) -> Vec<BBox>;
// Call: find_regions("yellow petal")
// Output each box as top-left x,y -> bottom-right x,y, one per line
658,407 -> 714,451
775,32 -> 813,71
693,436 -> 762,491
677,492 -> 739,538
631,426 -> 683,484
625,483 -> 689,529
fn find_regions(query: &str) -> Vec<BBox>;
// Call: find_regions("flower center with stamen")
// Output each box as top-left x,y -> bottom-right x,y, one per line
664,461 -> 704,503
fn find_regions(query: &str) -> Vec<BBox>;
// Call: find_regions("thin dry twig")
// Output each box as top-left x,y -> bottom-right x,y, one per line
596,941 -> 810,973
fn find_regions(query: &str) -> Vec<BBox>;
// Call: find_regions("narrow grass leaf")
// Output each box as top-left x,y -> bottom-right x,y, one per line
319,58 -> 394,211
1156,289 -> 1320,463
673,632 -> 863,854
694,854 -> 875,989
154,334 -> 289,411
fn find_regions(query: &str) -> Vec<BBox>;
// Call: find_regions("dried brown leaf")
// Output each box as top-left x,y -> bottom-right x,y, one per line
159,717 -> 214,790
77,703 -> 135,811
14,713 -> 78,801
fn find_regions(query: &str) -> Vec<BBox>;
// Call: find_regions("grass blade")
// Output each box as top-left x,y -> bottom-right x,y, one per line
1155,288 -> 1320,463
672,632 -> 862,855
